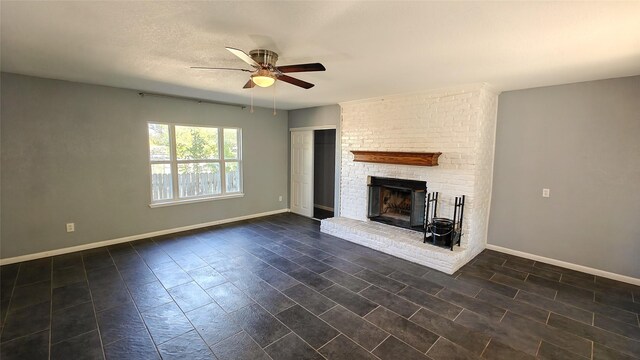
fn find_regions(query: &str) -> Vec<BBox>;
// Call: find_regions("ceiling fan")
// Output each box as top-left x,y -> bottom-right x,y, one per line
191,47 -> 326,89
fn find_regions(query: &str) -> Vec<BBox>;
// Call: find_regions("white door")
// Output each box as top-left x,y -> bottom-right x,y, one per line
291,130 -> 314,217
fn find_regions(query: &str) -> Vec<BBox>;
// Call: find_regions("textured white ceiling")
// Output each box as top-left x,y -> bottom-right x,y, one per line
2,1 -> 639,110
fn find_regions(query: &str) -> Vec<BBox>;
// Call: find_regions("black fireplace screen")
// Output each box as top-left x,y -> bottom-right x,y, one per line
367,176 -> 426,231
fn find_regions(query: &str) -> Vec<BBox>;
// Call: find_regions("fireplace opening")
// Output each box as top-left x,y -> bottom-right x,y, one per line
367,176 -> 426,231
381,187 -> 412,220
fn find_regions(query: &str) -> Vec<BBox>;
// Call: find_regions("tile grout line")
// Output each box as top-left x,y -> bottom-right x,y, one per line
551,310 -> 640,348
242,293 -> 332,356
368,334 -> 391,354
589,317 -> 640,342
170,256 -> 254,354
246,329 -> 276,360
0,263 -> 21,340
356,284 -> 373,295
472,286 -> 482,298
315,332 -> 341,353
81,255 -> 107,360
498,309 -> 508,323
260,328 -> 293,350
395,284 -> 408,294
320,303 -> 396,349
423,336 -> 441,355
361,305 -> 380,319
107,245 -> 163,359
479,338 -> 492,357
368,318 -> 441,356
298,302 -> 384,359
3,268 -> 95,354
0,328 -> 51,345
407,306 -> 422,320
317,304 -> 339,317
452,308 -> 464,322
50,327 -> 100,346
205,328 -> 245,353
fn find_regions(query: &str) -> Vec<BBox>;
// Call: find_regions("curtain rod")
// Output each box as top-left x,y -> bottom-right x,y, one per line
137,91 -> 246,109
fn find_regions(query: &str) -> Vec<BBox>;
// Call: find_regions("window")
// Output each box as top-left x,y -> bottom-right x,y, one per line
148,123 -> 242,205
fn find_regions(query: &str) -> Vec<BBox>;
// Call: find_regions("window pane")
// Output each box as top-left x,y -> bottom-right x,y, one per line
178,163 -> 221,198
175,126 -> 219,160
148,123 -> 171,161
225,162 -> 241,193
223,128 -> 238,159
151,164 -> 173,201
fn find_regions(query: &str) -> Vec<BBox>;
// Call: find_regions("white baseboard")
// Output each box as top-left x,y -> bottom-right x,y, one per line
314,204 -> 334,212
0,208 -> 290,266
486,244 -> 640,286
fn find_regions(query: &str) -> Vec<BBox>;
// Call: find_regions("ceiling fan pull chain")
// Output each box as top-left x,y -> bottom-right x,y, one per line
273,81 -> 277,116
250,82 -> 254,113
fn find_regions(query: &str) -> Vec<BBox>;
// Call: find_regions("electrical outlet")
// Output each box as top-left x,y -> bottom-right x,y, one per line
66,223 -> 75,232
278,195 -> 283,202
542,188 -> 550,198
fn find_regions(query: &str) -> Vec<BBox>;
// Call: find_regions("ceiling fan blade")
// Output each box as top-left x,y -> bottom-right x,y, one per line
243,79 -> 255,89
191,66 -> 252,72
277,74 -> 315,89
226,47 -> 260,68
277,63 -> 326,73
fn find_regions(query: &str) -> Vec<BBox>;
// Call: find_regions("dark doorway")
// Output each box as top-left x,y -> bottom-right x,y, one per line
313,129 -> 336,220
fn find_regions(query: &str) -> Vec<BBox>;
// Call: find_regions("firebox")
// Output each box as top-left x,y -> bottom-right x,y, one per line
367,176 -> 426,231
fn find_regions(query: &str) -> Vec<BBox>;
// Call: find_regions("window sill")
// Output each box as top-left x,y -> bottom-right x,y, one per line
149,193 -> 244,208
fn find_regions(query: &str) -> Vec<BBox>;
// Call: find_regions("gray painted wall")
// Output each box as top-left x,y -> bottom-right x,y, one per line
314,130 -> 336,209
488,76 -> 640,278
1,73 -> 289,259
288,105 -> 341,215
289,105 -> 341,129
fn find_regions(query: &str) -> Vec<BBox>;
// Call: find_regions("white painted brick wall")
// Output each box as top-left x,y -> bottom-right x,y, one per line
328,84 -> 499,271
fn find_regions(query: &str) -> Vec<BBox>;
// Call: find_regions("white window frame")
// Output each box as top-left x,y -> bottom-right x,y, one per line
148,122 -> 243,207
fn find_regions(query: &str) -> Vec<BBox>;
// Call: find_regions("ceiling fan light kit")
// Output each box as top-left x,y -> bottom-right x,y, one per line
251,69 -> 276,88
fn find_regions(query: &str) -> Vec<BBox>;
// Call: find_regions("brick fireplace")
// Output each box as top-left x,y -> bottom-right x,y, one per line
321,83 -> 499,274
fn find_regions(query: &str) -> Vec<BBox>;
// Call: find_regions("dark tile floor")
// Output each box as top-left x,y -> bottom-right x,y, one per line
313,207 -> 334,220
0,213 -> 639,360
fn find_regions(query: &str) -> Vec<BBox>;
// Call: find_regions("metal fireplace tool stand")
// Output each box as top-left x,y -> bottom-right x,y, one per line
423,192 -> 466,251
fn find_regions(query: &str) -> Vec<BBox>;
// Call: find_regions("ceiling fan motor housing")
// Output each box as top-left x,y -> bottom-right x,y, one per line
249,49 -> 278,68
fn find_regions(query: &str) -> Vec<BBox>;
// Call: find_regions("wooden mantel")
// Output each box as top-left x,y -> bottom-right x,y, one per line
351,151 -> 442,166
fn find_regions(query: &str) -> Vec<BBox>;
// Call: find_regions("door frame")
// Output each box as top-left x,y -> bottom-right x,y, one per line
290,125 -> 338,218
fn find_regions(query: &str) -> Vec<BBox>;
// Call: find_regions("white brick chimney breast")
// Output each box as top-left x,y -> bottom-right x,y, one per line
321,84 -> 499,274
